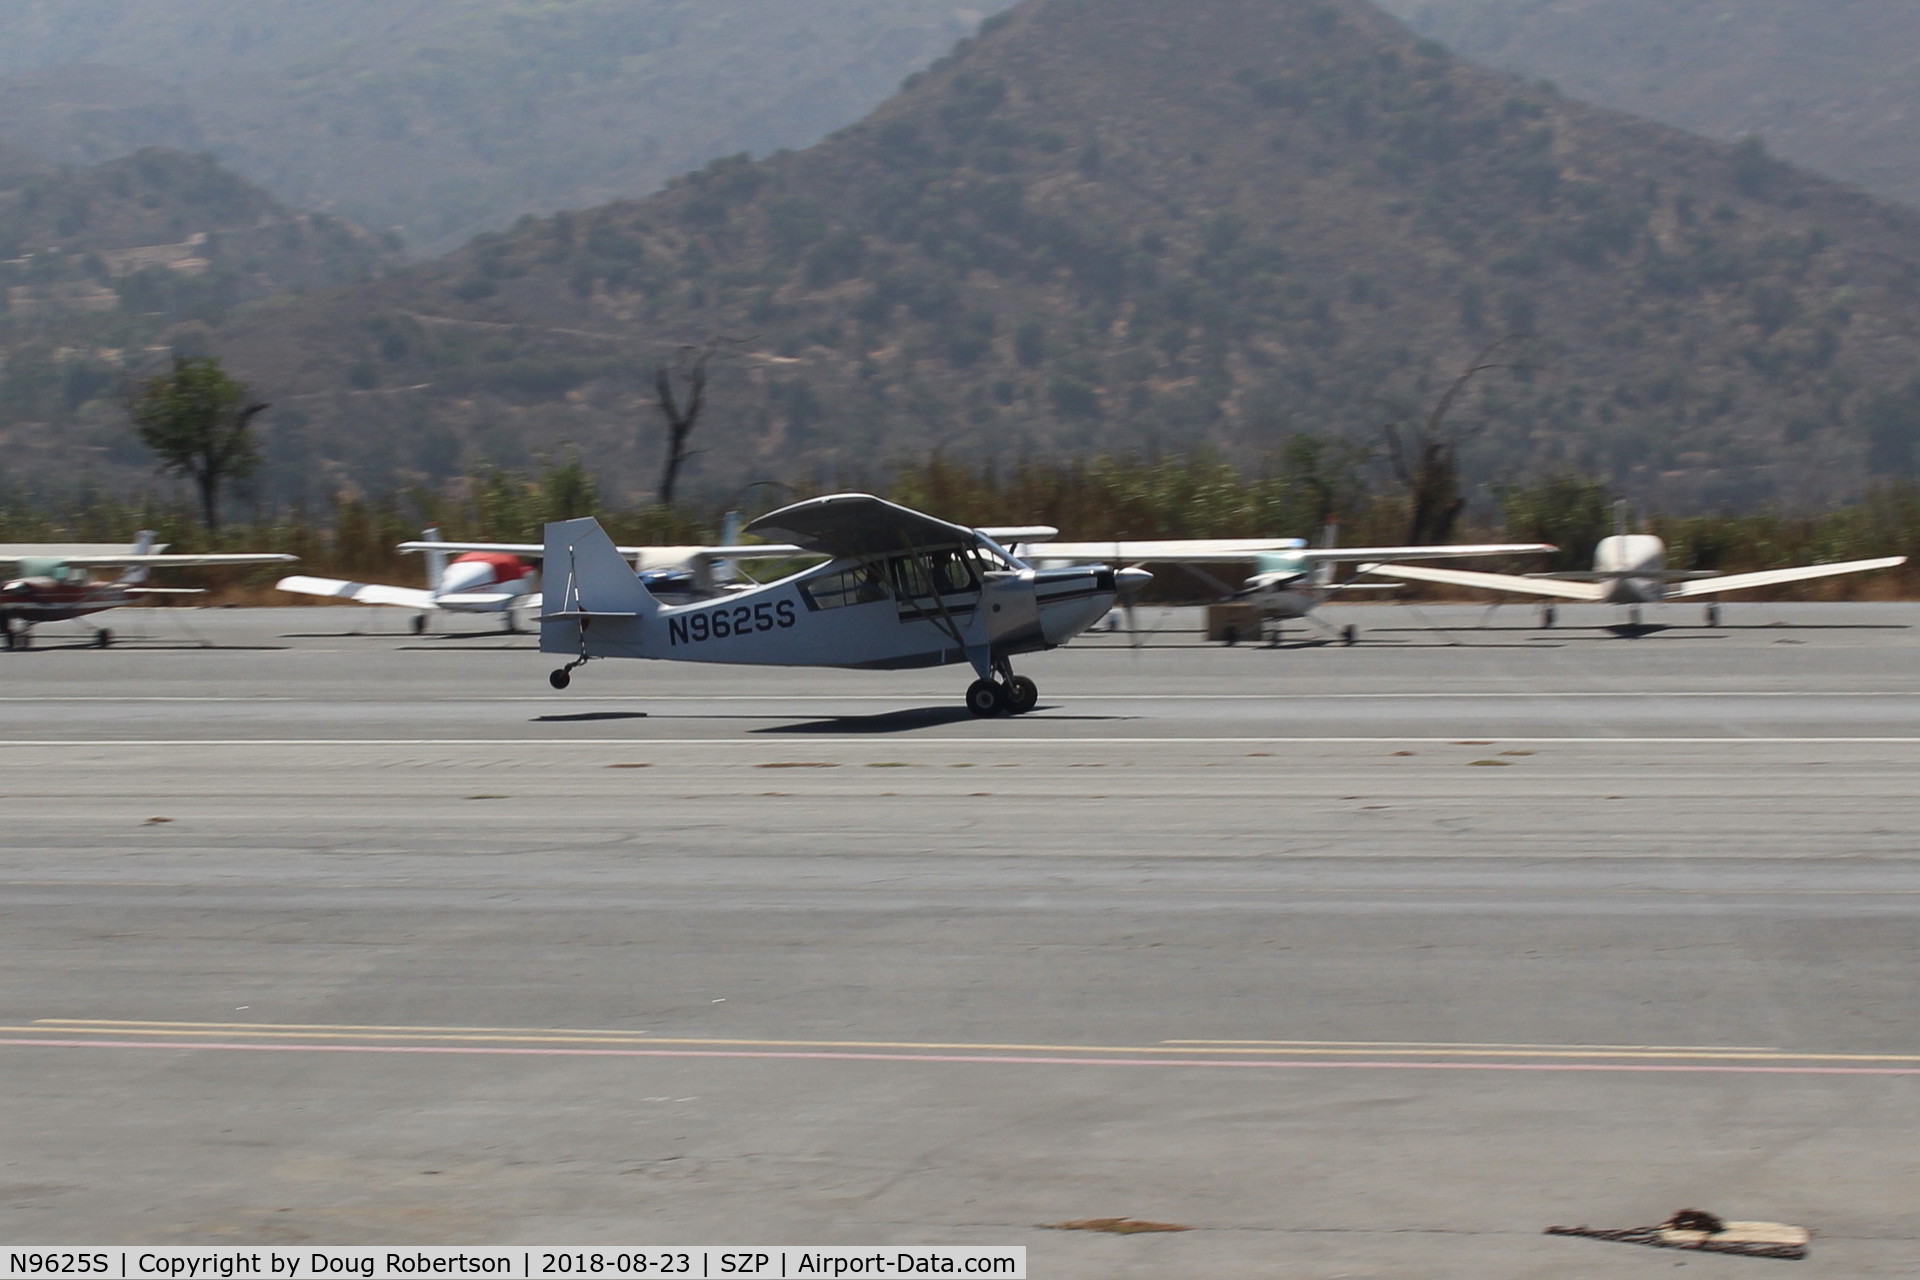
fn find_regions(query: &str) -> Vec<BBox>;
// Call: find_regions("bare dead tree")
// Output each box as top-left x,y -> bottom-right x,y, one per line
1382,337 -> 1529,544
651,336 -> 740,507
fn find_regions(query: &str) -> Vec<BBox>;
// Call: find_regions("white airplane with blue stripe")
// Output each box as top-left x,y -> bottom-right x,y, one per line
539,493 -> 1147,716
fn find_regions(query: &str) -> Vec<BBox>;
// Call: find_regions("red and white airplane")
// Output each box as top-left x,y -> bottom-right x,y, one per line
2,532 -> 296,649
277,527 -> 542,633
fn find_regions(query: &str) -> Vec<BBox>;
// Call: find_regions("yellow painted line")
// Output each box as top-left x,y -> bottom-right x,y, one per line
22,1021 -> 1920,1064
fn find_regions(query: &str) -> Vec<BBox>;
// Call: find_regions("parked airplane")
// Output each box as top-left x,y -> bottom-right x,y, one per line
278,527 -> 543,633
1030,534 -> 1554,642
2,533 -> 296,649
1361,533 -> 1906,626
539,493 -> 1147,716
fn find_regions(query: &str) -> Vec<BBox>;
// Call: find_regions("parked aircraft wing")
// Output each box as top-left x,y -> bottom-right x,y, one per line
1030,539 -> 1308,563
0,542 -> 169,561
276,575 -> 436,610
977,525 -> 1059,547
1667,556 -> 1908,598
1358,562 -> 1609,601
17,552 -> 295,568
395,540 -> 808,562
1301,542 -> 1554,562
744,493 -> 980,559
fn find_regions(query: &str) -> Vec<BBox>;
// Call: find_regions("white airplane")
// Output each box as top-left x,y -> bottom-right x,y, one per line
539,493 -> 1148,716
1030,535 -> 1554,643
357,515 -> 1065,634
1360,532 -> 1907,627
3,532 -> 296,649
278,527 -> 542,633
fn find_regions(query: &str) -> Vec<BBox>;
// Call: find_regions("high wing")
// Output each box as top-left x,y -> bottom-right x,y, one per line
1300,542 -> 1554,563
744,493 -> 988,559
1030,538 -> 1308,563
275,576 -> 439,610
1667,556 -> 1908,598
1358,562 -> 1610,601
1,552 -> 293,568
395,538 -> 810,565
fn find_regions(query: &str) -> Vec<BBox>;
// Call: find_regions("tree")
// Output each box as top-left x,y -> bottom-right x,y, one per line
1382,339 -> 1526,544
128,355 -> 267,530
650,336 -> 738,507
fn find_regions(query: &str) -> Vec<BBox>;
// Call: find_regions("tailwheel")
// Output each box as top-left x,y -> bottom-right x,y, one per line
548,668 -> 572,691
1006,675 -> 1039,715
965,677 -> 1008,718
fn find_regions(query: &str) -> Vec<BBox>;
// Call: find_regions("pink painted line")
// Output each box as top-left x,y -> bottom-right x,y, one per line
2,1037 -> 1917,1075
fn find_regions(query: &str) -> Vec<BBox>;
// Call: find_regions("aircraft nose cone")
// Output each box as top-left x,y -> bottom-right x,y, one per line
1115,567 -> 1153,595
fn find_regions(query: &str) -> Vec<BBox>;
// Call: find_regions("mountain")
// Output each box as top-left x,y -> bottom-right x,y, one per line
0,147 -> 400,488
0,0 -> 1016,253
175,0 -> 1920,510
1380,0 -> 1920,210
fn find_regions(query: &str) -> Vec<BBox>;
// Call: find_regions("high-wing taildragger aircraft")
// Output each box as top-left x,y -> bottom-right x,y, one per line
2,533 -> 296,649
1360,534 -> 1906,626
1030,534 -> 1555,642
539,493 -> 1147,716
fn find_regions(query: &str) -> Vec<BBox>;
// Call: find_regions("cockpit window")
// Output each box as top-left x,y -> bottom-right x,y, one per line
800,562 -> 891,610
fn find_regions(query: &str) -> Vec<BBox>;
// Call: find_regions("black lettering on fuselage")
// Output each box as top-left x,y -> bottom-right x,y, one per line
666,596 -> 800,647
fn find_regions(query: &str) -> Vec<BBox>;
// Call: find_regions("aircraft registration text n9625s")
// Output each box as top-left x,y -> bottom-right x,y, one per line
667,600 -> 797,646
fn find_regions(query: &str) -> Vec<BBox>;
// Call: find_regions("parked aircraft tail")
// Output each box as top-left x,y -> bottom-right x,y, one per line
116,531 -> 158,585
420,526 -> 450,591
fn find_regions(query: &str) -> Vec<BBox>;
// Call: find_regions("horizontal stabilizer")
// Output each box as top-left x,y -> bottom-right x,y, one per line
1670,555 -> 1908,598
1359,562 -> 1610,601
434,591 -> 523,609
276,576 -> 436,610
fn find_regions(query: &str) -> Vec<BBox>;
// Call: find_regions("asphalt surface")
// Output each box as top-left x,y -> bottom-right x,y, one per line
2,602 -> 1917,1276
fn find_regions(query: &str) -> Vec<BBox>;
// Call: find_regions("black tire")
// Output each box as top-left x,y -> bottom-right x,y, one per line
95,629 -> 112,648
1222,625 -> 1239,646
549,668 -> 572,691
1006,675 -> 1039,714
412,614 -> 428,636
1542,606 -> 1557,629
965,678 -> 1007,717
1341,624 -> 1358,646
1705,604 -> 1721,627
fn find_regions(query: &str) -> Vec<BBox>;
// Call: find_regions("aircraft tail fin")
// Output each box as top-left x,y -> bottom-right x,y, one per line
540,518 -> 658,619
118,531 -> 158,584
421,526 -> 450,591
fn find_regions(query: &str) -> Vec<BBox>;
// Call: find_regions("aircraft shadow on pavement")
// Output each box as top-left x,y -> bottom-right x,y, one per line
752,706 -> 1134,734
533,711 -> 650,722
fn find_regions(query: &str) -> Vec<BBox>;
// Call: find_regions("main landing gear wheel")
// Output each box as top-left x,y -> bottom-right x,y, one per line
94,628 -> 112,649
411,614 -> 428,636
1705,603 -> 1721,627
1541,605 -> 1557,629
548,668 -> 572,690
1341,624 -> 1358,646
1007,675 -> 1039,715
965,678 -> 1008,717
